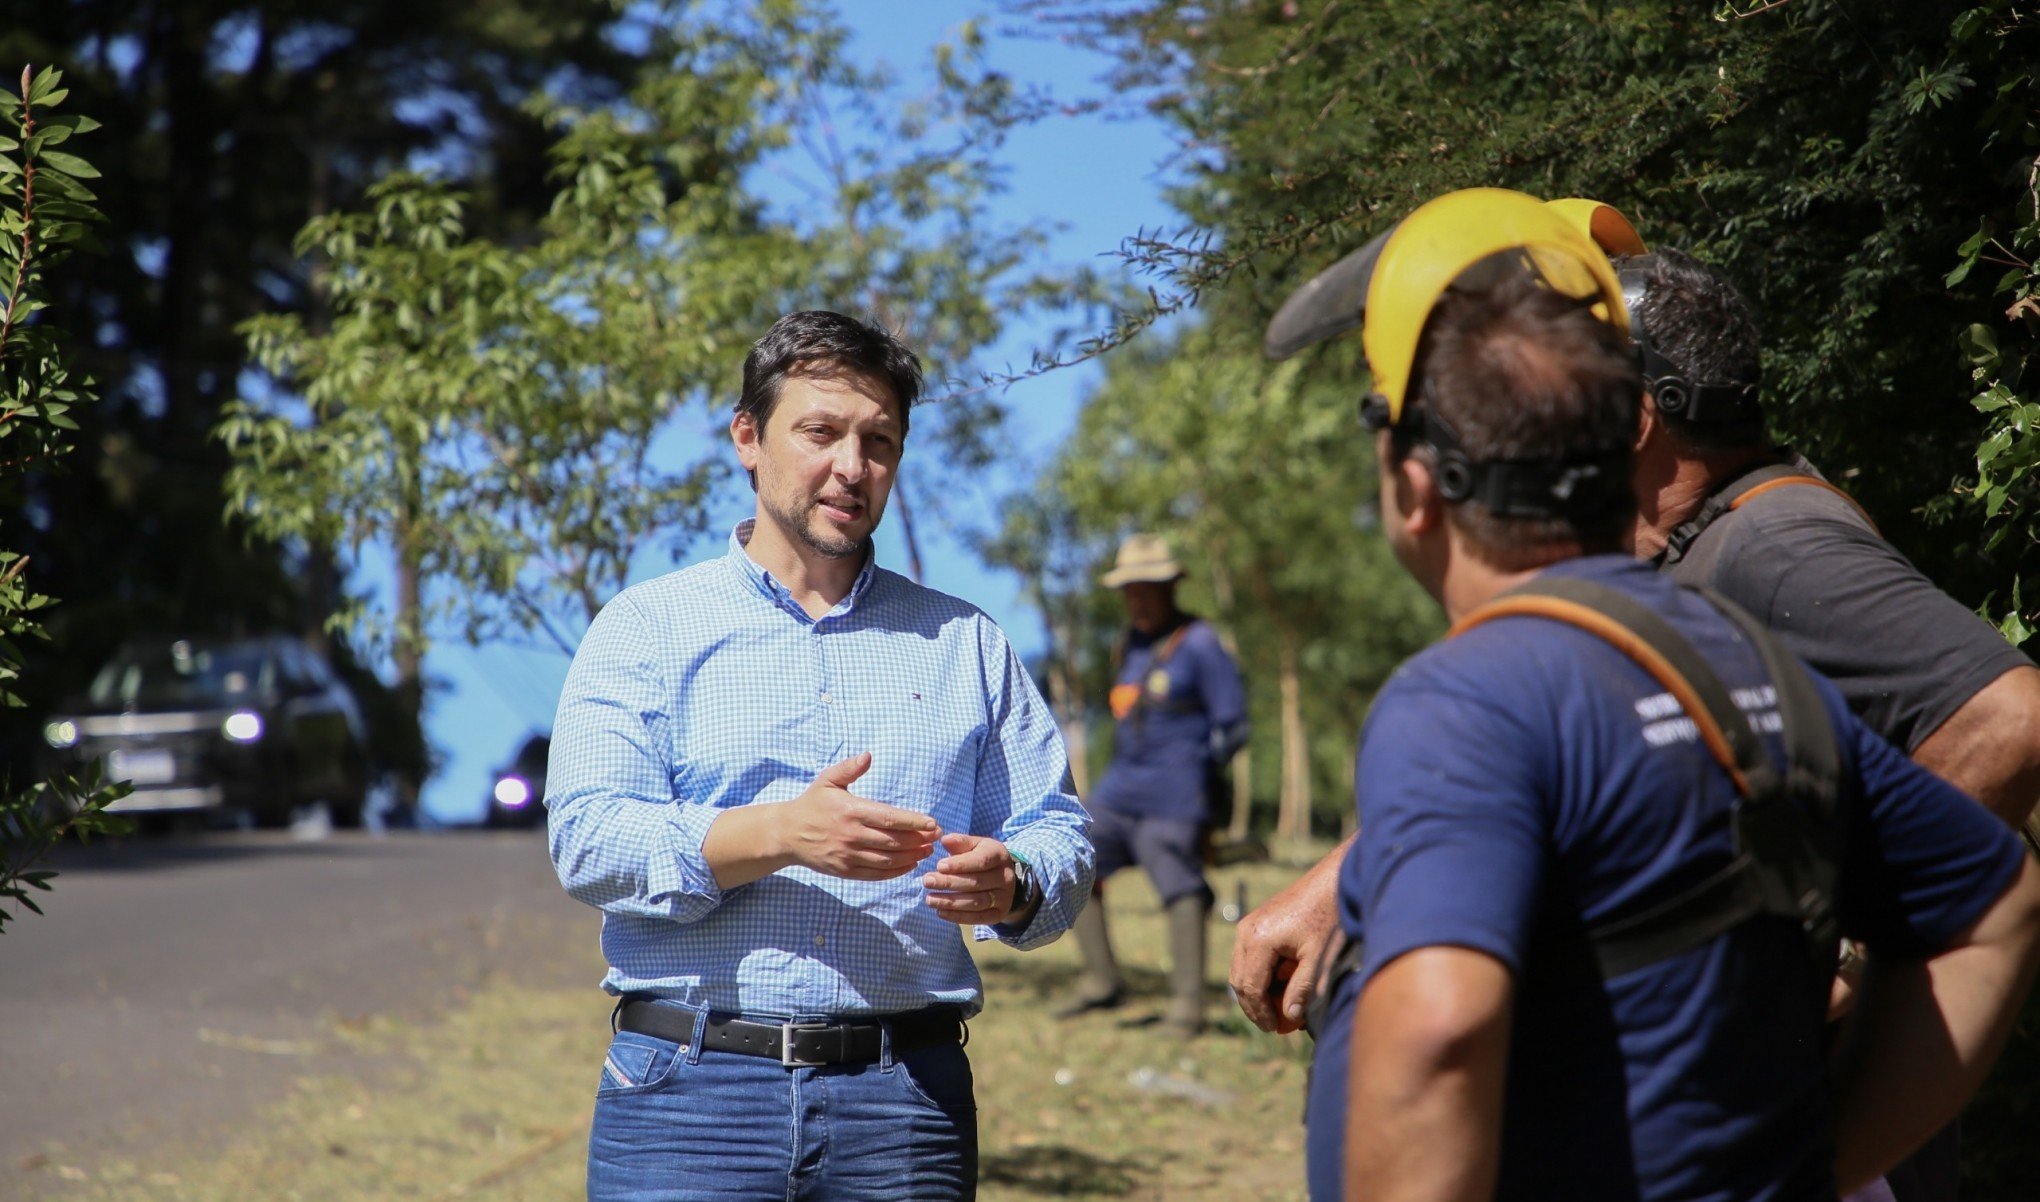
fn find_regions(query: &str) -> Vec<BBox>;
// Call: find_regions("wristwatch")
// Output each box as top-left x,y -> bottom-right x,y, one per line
1008,854 -> 1038,917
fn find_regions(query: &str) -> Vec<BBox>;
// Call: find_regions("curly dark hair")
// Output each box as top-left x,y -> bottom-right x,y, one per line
1623,248 -> 1765,452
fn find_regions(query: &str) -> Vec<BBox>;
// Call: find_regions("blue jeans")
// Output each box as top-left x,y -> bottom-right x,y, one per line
586,1005 -> 978,1201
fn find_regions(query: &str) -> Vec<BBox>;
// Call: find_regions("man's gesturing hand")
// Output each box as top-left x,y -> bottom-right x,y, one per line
921,832 -> 1027,925
779,753 -> 940,881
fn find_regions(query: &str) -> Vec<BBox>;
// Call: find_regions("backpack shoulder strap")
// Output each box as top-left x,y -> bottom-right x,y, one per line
1697,588 -> 1848,957
1698,588 -> 1842,821
1150,620 -> 1195,669
1727,476 -> 1879,534
1658,461 -> 1878,568
1450,576 -> 1776,800
1120,619 -> 1201,726
1449,575 -> 1843,979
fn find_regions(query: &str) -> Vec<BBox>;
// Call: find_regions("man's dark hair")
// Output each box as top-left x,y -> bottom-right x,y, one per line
1624,247 -> 1765,453
1401,275 -> 1642,566
737,310 -> 924,436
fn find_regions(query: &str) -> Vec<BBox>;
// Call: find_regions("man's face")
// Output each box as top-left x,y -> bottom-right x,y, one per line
733,369 -> 903,560
1120,581 -> 1176,634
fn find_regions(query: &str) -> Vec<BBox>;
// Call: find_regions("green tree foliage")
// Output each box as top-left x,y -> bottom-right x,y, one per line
1017,321 -> 1437,837
219,3 -> 1083,747
1938,4 -> 2040,644
1045,0 -> 2040,632
0,66 -> 130,934
0,0 -> 643,792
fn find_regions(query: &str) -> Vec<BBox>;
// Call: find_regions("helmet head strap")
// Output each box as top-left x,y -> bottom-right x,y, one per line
1618,259 -> 1763,428
1361,385 -> 1629,521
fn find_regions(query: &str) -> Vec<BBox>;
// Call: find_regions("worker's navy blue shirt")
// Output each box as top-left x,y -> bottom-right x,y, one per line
1305,555 -> 2024,1202
1089,618 -> 1248,822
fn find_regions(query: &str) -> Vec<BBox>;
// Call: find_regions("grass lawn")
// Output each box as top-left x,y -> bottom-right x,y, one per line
31,852 -> 1325,1201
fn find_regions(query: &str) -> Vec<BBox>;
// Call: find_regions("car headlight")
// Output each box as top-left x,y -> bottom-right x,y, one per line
44,720 -> 78,749
222,711 -> 264,743
493,776 -> 532,809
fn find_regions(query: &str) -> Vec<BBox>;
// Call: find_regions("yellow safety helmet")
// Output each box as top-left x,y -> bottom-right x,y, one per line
1543,198 -> 1648,257
1264,187 -> 1631,424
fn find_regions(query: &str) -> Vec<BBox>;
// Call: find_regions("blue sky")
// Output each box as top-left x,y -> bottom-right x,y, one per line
417,3 -> 1182,821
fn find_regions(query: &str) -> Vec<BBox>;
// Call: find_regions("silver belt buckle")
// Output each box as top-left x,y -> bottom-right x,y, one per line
780,1021 -> 831,1068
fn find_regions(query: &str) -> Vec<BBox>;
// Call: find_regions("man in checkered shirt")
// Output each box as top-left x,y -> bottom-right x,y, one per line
546,310 -> 1094,1201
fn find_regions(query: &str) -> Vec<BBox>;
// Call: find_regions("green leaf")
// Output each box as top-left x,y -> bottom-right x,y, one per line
36,150 -> 98,179
38,114 -> 99,136
1959,323 -> 1999,365
33,199 -> 102,224
32,171 -> 96,202
1978,427 -> 2014,468
25,66 -> 61,105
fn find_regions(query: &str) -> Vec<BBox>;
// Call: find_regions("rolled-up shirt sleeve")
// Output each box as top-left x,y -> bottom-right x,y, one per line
545,591 -> 727,924
970,625 -> 1094,950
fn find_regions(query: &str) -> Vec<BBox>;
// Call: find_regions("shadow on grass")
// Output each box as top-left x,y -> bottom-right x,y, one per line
980,1144 -> 1142,1195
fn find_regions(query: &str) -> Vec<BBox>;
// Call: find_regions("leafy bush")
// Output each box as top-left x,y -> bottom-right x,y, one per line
0,65 -> 130,934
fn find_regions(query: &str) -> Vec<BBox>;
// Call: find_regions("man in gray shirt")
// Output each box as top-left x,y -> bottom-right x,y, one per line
1628,247 -> 2040,809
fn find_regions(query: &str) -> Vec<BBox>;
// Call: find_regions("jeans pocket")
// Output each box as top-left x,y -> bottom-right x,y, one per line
891,1044 -> 976,1114
596,1030 -> 687,1098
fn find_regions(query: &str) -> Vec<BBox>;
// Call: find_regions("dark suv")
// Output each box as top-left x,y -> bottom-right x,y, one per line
42,636 -> 371,828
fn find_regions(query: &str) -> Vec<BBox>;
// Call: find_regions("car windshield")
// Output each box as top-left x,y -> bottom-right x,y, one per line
88,641 -> 273,710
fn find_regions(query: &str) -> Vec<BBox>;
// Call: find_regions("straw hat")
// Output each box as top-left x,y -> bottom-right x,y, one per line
1099,533 -> 1184,588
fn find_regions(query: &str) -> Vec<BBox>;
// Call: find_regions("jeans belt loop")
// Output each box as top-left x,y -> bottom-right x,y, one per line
685,1006 -> 708,1065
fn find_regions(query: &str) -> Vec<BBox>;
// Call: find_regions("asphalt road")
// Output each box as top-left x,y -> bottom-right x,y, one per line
0,828 -> 604,1187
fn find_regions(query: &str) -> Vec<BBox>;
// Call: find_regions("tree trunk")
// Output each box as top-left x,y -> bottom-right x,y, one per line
892,470 -> 926,584
1276,629 -> 1311,846
1228,746 -> 1255,842
302,137 -> 339,655
1047,647 -> 1090,797
393,467 -> 426,811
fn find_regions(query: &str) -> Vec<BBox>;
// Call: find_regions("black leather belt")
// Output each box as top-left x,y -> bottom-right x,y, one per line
615,998 -> 966,1068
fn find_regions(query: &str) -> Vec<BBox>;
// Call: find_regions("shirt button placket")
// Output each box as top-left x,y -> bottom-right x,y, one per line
814,621 -> 837,755
810,619 -> 835,1010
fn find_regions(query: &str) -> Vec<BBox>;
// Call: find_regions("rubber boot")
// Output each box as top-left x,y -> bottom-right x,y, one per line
1054,891 -> 1125,1018
1163,893 -> 1209,1036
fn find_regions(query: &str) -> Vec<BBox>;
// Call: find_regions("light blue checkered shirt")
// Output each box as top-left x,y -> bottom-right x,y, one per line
546,521 -> 1093,1018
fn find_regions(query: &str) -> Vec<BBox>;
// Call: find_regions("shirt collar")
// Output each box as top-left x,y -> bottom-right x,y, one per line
726,519 -> 880,620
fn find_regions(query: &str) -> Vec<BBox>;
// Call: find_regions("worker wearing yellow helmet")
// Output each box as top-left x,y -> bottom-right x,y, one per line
1248,186 -> 2040,1202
